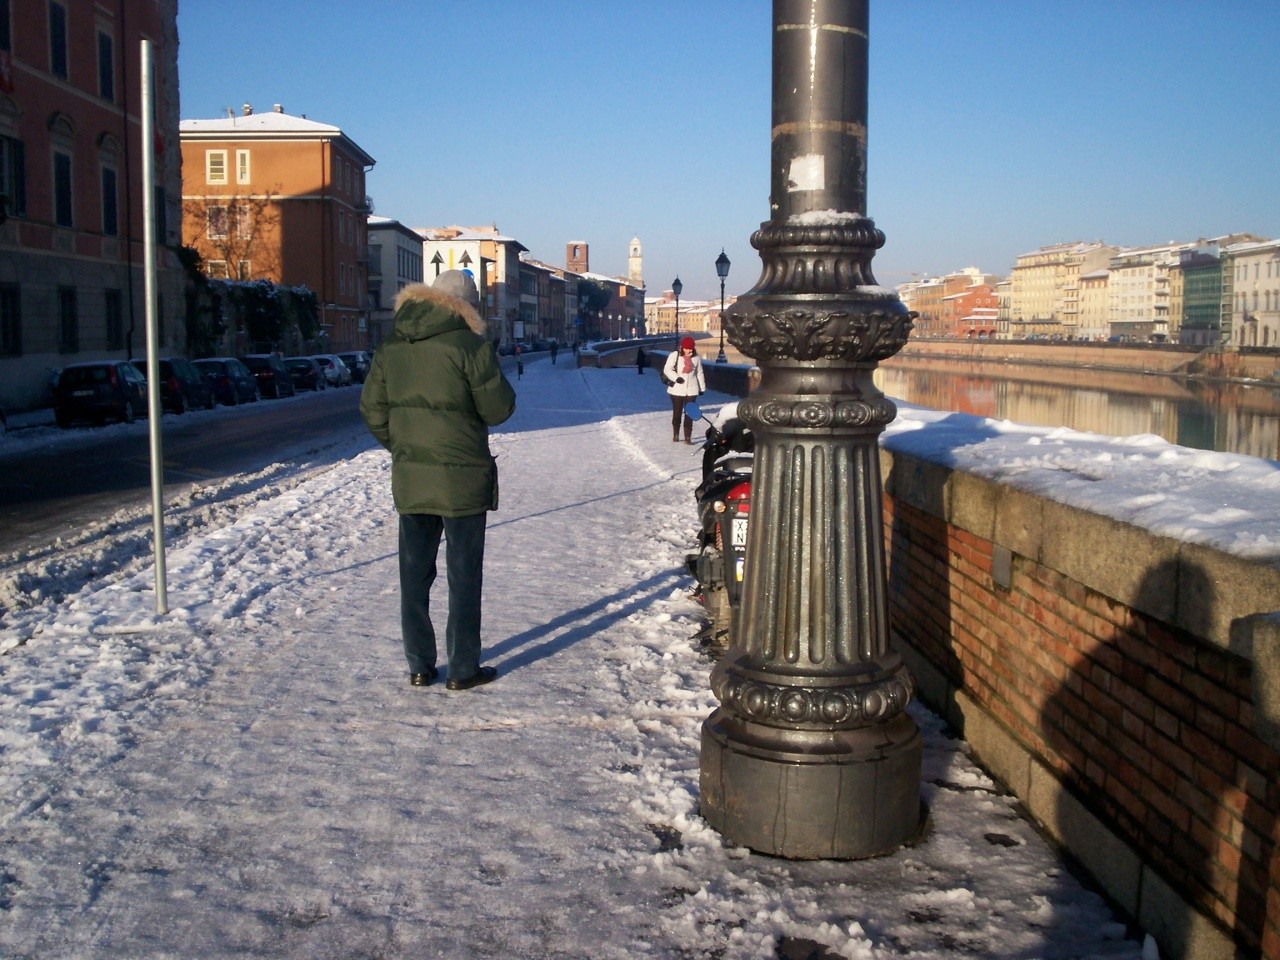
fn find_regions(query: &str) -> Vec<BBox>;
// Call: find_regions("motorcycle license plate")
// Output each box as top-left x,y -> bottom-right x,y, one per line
731,517 -> 748,548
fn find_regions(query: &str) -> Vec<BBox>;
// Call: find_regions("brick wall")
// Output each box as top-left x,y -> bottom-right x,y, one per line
881,448 -> 1280,960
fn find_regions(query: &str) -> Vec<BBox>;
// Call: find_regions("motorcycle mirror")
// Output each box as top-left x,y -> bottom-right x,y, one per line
685,402 -> 702,422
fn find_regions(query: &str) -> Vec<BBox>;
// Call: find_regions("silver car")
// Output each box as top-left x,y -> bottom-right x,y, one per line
311,354 -> 353,387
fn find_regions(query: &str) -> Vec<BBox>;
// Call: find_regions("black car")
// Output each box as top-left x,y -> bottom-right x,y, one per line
240,354 -> 297,399
53,360 -> 148,428
194,357 -> 260,405
131,357 -> 215,414
336,351 -> 371,384
284,356 -> 327,392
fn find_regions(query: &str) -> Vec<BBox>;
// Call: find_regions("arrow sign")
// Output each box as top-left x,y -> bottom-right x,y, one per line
430,251 -> 444,277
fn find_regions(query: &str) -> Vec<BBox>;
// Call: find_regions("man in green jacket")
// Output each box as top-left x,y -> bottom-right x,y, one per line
360,270 -> 516,691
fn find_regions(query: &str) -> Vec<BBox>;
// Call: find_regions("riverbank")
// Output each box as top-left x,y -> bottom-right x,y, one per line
888,338 -> 1280,385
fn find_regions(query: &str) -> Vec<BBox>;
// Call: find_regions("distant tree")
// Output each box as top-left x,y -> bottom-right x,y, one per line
280,286 -> 320,344
182,189 -> 281,282
234,279 -> 285,349
175,244 -> 226,357
578,278 -> 613,339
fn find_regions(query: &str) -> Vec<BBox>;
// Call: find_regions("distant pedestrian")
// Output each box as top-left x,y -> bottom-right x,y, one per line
550,342 -> 559,365
572,341 -> 580,365
515,344 -> 524,380
637,347 -> 646,375
359,270 -> 516,692
662,336 -> 706,443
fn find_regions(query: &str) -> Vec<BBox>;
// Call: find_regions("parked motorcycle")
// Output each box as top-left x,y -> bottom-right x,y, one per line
683,401 -> 754,653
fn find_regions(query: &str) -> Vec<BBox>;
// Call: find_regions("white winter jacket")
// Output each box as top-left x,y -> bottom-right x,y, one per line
663,351 -> 706,398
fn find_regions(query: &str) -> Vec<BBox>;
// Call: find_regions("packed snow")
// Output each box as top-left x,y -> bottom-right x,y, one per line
6,350 -> 1253,957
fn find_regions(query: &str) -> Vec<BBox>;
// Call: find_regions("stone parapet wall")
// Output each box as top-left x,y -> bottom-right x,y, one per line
881,447 -> 1280,960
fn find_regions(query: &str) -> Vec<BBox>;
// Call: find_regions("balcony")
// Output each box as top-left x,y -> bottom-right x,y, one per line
356,195 -> 374,214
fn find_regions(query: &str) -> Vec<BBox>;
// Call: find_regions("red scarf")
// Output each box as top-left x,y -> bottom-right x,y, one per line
682,353 -> 694,374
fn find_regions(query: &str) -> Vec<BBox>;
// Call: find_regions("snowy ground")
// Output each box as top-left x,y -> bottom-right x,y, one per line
0,354 -> 1215,958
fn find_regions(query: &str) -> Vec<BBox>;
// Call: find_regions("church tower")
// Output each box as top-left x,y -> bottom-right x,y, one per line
566,242 -> 589,274
628,236 -> 643,287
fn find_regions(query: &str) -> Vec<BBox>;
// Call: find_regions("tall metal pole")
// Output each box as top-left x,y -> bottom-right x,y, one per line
140,40 -> 168,615
700,0 -> 920,859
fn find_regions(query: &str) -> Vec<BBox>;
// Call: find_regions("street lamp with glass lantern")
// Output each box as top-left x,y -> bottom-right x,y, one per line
715,249 -> 731,363
672,276 -> 683,340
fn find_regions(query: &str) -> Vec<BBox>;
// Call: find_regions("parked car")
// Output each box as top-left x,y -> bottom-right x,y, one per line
131,356 -> 215,414
336,351 -> 371,384
312,354 -> 353,387
194,357 -> 260,405
53,360 -> 148,428
284,356 -> 327,392
240,354 -> 297,399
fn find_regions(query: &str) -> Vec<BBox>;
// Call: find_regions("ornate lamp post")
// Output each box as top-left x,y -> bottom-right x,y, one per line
700,0 -> 921,860
672,276 -> 683,340
715,250 -> 731,363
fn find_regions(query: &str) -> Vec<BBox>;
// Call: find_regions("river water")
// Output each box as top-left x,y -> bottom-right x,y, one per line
702,343 -> 1280,460
873,359 -> 1280,462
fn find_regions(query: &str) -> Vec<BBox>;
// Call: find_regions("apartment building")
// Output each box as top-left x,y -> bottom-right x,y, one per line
419,225 -> 526,346
899,268 -> 1000,338
1224,238 -> 1280,347
365,216 -> 423,347
647,291 -> 679,335
1077,270 -> 1110,340
0,0 -> 183,411
1007,242 -> 1117,338
942,284 -> 998,338
180,105 -> 375,352
1106,242 -> 1199,341
1171,249 -> 1223,345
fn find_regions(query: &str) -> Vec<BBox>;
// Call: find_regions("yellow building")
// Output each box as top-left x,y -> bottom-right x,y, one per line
1008,242 -> 1117,338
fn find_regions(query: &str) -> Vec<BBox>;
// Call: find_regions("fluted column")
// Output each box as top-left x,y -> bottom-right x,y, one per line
699,0 -> 922,859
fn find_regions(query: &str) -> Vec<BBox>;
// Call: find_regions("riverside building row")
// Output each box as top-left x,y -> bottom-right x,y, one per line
900,233 -> 1279,348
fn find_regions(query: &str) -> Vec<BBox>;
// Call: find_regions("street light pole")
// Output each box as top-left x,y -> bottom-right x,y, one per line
715,249 -> 731,363
672,276 -> 683,341
700,0 -> 921,860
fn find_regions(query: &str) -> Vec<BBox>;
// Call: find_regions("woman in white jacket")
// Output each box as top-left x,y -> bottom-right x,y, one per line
663,336 -> 707,443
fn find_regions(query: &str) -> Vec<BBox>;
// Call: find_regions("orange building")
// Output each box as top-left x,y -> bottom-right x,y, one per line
179,105 -> 375,351
0,0 -> 183,411
943,283 -> 999,338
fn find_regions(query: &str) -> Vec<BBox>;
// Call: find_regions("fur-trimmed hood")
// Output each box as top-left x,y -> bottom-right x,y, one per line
391,283 -> 487,341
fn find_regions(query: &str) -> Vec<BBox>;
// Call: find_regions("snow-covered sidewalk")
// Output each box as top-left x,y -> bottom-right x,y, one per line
0,356 -> 1144,959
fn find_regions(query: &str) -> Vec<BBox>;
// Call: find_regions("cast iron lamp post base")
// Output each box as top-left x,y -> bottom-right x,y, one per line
697,0 -> 921,860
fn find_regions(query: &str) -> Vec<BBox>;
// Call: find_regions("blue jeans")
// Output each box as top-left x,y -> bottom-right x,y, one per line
398,512 -> 488,680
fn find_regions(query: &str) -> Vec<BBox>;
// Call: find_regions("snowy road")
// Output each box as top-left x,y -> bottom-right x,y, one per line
0,355 -> 1145,958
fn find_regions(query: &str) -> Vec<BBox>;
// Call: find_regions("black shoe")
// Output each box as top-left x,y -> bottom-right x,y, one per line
409,668 -> 438,687
445,666 -> 497,691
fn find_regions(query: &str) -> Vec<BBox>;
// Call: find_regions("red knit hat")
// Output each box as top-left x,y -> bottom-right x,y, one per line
680,336 -> 695,351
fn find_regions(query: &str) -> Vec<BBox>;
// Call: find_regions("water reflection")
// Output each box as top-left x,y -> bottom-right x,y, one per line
874,361 -> 1280,461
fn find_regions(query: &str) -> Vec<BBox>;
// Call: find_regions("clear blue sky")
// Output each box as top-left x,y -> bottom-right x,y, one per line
177,1 -> 1280,301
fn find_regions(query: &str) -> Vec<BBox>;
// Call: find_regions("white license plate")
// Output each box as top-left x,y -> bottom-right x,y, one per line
73,389 -> 93,397
731,517 -> 748,548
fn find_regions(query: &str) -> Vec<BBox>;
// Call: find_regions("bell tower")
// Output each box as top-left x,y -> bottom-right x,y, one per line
628,235 -> 643,287
566,242 -> 589,274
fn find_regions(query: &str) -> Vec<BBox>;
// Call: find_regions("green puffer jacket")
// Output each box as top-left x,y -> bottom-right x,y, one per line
360,283 -> 516,517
